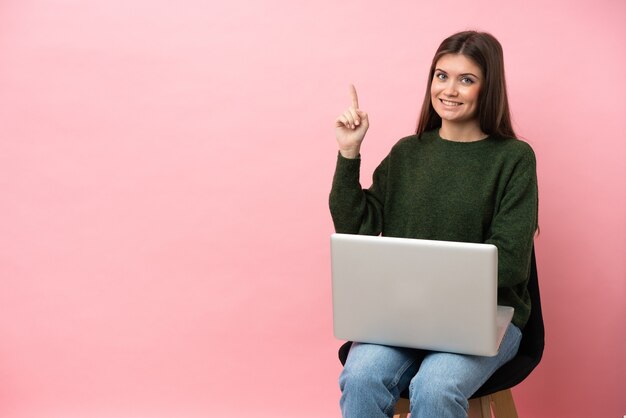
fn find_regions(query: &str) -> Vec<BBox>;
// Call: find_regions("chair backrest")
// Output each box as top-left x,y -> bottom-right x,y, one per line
518,247 -> 545,360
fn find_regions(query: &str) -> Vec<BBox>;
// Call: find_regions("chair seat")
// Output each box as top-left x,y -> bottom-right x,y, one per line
471,354 -> 537,398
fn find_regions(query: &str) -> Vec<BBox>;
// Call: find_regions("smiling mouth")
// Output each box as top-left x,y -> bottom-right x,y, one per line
440,99 -> 462,106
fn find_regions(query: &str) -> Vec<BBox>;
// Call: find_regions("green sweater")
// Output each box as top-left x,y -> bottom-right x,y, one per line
329,129 -> 538,329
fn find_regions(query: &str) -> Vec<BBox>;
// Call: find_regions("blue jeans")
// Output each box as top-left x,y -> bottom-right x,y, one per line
339,323 -> 522,418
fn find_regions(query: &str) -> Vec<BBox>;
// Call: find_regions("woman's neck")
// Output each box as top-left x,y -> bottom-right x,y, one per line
439,121 -> 486,142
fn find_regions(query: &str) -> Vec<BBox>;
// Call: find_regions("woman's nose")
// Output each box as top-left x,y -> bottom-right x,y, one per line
443,81 -> 458,96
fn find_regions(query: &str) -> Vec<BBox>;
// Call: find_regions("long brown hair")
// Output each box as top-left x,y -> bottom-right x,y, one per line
416,31 -> 516,139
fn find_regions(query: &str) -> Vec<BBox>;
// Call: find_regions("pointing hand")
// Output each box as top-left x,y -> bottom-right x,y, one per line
335,84 -> 369,159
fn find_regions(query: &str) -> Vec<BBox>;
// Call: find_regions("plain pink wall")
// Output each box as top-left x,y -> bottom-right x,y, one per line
1,0 -> 624,417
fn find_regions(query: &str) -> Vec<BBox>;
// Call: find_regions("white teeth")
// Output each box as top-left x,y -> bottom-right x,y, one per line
441,99 -> 461,106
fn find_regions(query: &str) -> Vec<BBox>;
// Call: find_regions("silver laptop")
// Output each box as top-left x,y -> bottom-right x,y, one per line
330,233 -> 514,357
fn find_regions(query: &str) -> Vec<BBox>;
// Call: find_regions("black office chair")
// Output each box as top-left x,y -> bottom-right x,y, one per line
338,248 -> 544,418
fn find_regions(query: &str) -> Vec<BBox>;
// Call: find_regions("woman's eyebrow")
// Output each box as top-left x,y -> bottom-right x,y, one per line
435,68 -> 479,79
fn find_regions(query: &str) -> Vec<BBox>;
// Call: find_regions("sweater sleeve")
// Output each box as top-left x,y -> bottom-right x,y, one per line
329,152 -> 388,236
485,146 -> 539,289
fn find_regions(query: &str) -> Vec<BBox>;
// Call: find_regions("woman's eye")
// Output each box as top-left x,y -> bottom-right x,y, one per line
436,73 -> 447,80
461,77 -> 474,84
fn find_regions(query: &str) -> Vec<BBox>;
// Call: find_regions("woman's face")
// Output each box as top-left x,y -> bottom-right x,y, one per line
430,53 -> 483,126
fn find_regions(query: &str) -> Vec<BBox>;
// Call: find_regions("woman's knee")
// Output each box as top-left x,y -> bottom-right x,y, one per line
409,372 -> 468,413
339,350 -> 408,417
339,343 -> 415,394
339,358 -> 386,393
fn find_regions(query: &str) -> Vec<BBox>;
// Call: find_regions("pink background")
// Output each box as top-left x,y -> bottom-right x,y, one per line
1,0 -> 624,417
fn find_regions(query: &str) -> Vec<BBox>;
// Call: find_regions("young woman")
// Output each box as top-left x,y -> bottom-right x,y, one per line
330,31 -> 538,418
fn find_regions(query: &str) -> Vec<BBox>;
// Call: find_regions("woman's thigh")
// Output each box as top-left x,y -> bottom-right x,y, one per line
410,323 -> 522,398
340,342 -> 423,393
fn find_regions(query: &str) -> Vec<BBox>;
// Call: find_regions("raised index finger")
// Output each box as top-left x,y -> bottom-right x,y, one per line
349,84 -> 359,109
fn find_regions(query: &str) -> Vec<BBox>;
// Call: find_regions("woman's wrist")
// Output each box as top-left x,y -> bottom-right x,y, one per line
339,148 -> 360,159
